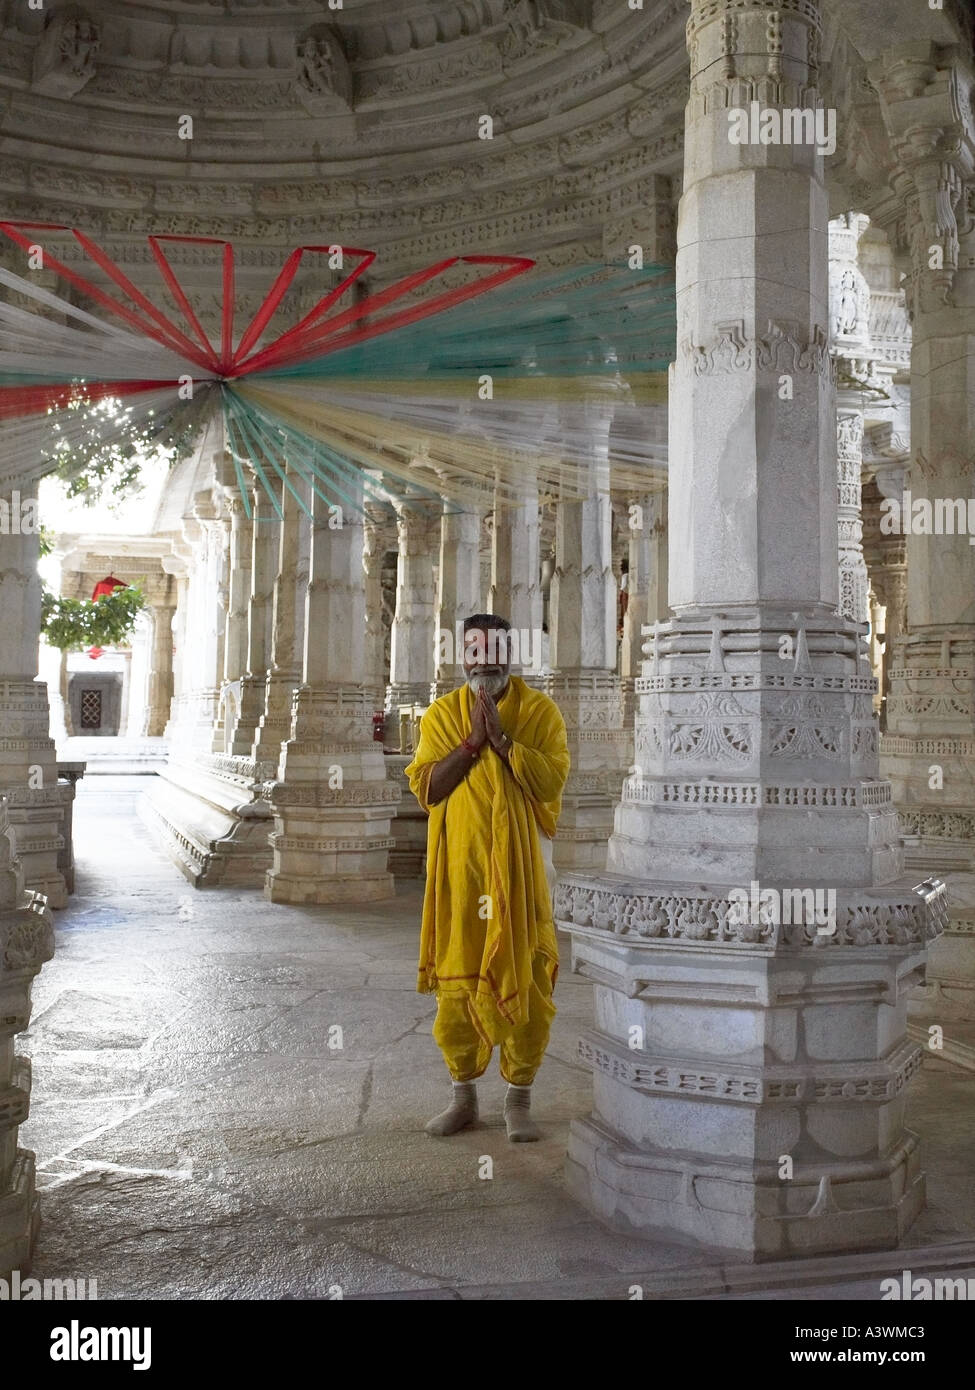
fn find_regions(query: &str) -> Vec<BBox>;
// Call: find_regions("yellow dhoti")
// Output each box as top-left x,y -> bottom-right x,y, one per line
406,676 -> 570,1084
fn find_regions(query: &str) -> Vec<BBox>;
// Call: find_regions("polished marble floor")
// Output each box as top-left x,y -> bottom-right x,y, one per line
20,777 -> 975,1300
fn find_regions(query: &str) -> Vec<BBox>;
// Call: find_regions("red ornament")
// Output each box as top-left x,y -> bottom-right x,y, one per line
88,574 -> 126,660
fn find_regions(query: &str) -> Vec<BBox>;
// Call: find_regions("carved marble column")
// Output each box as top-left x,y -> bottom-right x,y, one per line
213,490 -> 252,752
872,44 -> 975,1017
558,0 -> 946,1257
621,489 -> 668,727
488,469 -> 543,683
223,494 -> 252,686
229,481 -> 278,756
164,486 -> 230,755
546,404 -> 627,871
0,482 -> 66,907
253,468 -> 305,768
386,498 -> 439,711
863,466 -> 909,730
433,493 -> 482,698
0,801 -> 54,1276
868,588 -> 885,716
143,602 -> 175,737
834,401 -> 870,627
363,502 -> 392,694
829,214 -> 878,633
266,482 -> 400,904
143,437 -> 276,886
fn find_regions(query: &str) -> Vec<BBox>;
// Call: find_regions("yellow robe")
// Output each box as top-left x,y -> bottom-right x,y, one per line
405,676 -> 570,1045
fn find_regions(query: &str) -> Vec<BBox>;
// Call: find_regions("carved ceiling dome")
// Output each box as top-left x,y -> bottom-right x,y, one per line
0,0 -> 689,265
1,0 -> 961,281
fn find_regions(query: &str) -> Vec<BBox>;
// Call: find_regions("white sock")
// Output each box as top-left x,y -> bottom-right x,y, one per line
425,1080 -> 478,1136
504,1083 -> 541,1142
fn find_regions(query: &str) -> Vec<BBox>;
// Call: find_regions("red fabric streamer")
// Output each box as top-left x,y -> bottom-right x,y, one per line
0,223 -> 217,374
0,225 -> 535,423
229,246 -> 375,372
249,255 -> 537,372
0,380 -> 175,420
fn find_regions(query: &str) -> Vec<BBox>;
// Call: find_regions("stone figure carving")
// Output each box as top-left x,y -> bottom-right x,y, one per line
295,27 -> 353,110
501,0 -> 592,59
835,269 -> 860,336
31,7 -> 100,98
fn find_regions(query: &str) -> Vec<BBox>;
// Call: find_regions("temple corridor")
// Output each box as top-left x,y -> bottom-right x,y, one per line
20,774 -> 975,1301
3,0 -> 975,1328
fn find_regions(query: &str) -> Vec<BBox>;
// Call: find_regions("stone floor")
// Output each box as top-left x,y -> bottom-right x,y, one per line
20,776 -> 975,1300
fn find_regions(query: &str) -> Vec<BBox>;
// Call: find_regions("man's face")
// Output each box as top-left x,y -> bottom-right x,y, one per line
463,626 -> 511,698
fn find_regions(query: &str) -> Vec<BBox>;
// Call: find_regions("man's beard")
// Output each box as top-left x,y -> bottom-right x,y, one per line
467,668 -> 508,698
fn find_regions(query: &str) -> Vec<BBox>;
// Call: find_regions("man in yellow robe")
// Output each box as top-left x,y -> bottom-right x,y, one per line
405,613 -> 570,1141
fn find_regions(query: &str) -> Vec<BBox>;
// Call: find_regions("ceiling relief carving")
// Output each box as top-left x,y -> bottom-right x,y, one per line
0,0 -> 689,261
0,0 -> 970,265
295,25 -> 354,112
30,5 -> 99,99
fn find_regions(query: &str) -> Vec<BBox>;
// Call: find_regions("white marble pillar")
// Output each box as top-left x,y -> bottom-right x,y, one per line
835,400 -> 870,627
165,487 -> 230,755
0,482 -> 66,907
210,490 -> 252,752
829,214 -> 875,632
165,570 -> 189,736
863,463 -> 910,732
386,499 -> 439,711
0,799 -> 55,1276
253,467 -> 304,771
222,493 -> 253,687
434,496 -> 481,698
872,44 -> 975,1017
558,0 -> 946,1257
266,482 -> 400,904
229,481 -> 278,756
488,470 -> 543,683
869,588 -> 886,716
143,603 -> 175,738
363,502 -> 392,695
143,439 -> 276,886
546,406 -> 627,871
621,489 -> 668,726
